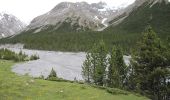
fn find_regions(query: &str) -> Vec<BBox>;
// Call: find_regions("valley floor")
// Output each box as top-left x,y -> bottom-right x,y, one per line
0,60 -> 149,100
0,44 -> 130,81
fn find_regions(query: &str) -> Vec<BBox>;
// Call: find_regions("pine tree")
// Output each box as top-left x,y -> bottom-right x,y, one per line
82,52 -> 91,83
82,40 -> 107,86
108,46 -> 127,88
131,26 -> 170,100
48,68 -> 58,80
108,46 -> 116,87
95,40 -> 107,86
90,43 -> 98,84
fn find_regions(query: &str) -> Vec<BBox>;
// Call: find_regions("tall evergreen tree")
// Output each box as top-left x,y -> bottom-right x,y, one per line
82,52 -> 91,83
95,40 -> 107,86
82,40 -> 107,86
90,43 -> 98,84
131,26 -> 170,100
108,46 -> 117,87
108,46 -> 127,88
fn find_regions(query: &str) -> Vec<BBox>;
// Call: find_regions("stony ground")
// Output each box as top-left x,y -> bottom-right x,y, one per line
0,44 -> 131,81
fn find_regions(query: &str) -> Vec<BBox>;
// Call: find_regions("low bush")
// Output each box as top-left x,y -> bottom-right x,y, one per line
90,84 -> 129,95
0,49 -> 28,62
106,88 -> 129,95
47,68 -> 58,81
0,48 -> 40,62
0,49 -> 16,60
30,54 -> 39,60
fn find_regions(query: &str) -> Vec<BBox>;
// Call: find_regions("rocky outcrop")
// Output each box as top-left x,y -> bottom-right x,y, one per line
26,2 -> 116,32
0,13 -> 26,38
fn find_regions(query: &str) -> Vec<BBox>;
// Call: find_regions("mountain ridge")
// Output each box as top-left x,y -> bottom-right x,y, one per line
0,13 -> 26,38
106,0 -> 170,34
0,0 -> 170,53
26,2 -> 117,32
107,0 -> 169,26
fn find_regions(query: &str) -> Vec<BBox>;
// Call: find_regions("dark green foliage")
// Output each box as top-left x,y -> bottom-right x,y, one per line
91,85 -> 129,95
49,68 -> 57,77
0,2 -> 170,53
47,68 -> 58,81
0,48 -> 40,62
30,54 -> 39,60
0,49 -> 16,60
16,50 -> 29,62
0,30 -> 136,53
82,52 -> 91,83
0,49 -> 28,62
108,46 -> 127,88
82,40 -> 107,86
93,40 -> 107,86
130,27 -> 170,100
107,46 -> 117,87
106,88 -> 128,95
82,40 -> 127,88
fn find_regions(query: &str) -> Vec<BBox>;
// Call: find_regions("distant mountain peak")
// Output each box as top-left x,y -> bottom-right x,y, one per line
27,1 -> 117,32
0,12 -> 26,38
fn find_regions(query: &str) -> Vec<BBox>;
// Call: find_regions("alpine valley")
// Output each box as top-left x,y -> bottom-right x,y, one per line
0,0 -> 170,100
0,0 -> 170,52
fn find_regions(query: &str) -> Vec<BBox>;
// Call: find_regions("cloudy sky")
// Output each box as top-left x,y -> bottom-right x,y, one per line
0,0 -> 135,24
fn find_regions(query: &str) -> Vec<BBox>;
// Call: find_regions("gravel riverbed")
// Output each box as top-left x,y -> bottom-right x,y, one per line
0,44 -> 130,81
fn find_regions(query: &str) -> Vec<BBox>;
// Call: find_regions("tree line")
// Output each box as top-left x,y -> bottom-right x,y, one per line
82,26 -> 170,100
0,48 -> 39,62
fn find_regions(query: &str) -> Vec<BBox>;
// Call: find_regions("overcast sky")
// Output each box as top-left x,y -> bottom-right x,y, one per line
0,0 -> 136,24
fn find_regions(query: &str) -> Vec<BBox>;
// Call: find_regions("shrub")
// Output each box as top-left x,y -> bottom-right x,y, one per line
0,49 -> 29,62
30,54 -> 39,60
47,68 -> 58,81
0,49 -> 15,60
106,88 -> 128,95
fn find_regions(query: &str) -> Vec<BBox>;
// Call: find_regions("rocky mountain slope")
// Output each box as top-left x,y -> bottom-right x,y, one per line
108,0 -> 169,26
106,0 -> 170,35
0,13 -> 26,38
26,2 -> 116,32
0,0 -> 169,53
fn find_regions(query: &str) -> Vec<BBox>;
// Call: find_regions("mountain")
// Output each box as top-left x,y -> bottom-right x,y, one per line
107,0 -> 170,34
26,2 -> 116,32
0,13 -> 26,38
0,0 -> 170,53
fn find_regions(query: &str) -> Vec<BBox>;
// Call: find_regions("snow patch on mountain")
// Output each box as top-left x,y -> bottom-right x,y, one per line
102,18 -> 108,27
1,33 -> 5,37
94,16 -> 99,20
26,2 -> 119,32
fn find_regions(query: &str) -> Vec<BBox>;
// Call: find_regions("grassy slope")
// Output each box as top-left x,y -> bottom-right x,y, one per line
0,60 -> 148,100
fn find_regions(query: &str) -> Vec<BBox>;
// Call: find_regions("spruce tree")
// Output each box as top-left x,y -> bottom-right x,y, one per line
48,68 -> 58,80
108,46 -> 127,88
131,26 -> 170,100
90,43 -> 98,84
108,46 -> 117,87
82,52 -> 91,83
82,40 -> 107,86
95,40 -> 107,86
